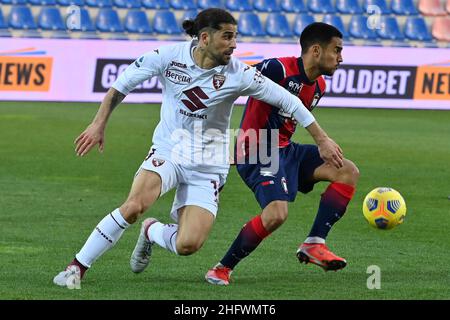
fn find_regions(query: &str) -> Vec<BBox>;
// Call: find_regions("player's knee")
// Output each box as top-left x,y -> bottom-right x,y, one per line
176,240 -> 202,256
119,199 -> 148,224
336,160 -> 360,186
263,201 -> 288,231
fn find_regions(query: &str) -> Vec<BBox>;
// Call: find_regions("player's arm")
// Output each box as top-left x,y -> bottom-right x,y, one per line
240,66 -> 343,168
74,50 -> 164,157
253,58 -> 285,83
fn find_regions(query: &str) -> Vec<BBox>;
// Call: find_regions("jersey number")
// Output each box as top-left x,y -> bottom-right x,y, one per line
181,87 -> 209,112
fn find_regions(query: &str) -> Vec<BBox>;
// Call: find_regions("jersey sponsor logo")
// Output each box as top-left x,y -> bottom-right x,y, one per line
179,109 -> 207,120
152,158 -> 165,167
93,59 -> 162,93
181,87 -> 209,112
165,68 -> 192,85
170,61 -> 187,69
288,80 -> 304,95
324,65 -> 416,99
213,74 -> 226,90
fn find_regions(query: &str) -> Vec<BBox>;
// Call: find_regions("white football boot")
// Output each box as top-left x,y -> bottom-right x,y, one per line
130,218 -> 158,273
53,265 -> 81,289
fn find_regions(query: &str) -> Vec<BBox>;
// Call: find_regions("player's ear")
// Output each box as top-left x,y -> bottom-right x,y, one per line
312,44 -> 321,58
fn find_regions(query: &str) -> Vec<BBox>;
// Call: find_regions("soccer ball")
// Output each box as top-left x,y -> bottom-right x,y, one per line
362,187 -> 406,230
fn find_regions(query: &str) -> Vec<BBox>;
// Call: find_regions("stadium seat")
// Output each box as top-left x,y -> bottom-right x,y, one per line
96,8 -> 124,32
76,8 -> 96,32
348,15 -> 378,40
153,10 -> 181,34
0,8 -> 7,29
322,14 -> 349,38
142,0 -> 169,9
28,0 -> 57,5
1,0 -> 27,4
169,0 -> 196,10
307,0 -> 335,14
254,0 -> 281,12
363,0 -> 390,15
336,0 -> 363,14
226,0 -> 252,12
57,0 -> 85,5
391,0 -> 418,15
181,9 -> 197,22
418,0 -> 446,16
9,6 -> 37,29
85,0 -> 113,7
125,10 -> 152,33
293,13 -> 314,36
265,13 -> 292,37
113,0 -> 141,8
197,0 -> 222,9
404,16 -> 432,41
238,12 -> 265,36
431,16 -> 450,41
38,7 -> 65,30
377,16 -> 404,40
280,0 -> 306,13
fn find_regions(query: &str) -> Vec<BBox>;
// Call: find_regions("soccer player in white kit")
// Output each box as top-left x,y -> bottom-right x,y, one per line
53,8 -> 344,287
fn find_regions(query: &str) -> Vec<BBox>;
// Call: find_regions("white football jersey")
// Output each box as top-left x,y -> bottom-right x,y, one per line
113,40 -> 315,174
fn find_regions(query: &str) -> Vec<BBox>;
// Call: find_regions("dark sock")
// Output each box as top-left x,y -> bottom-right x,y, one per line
307,182 -> 355,240
220,215 -> 270,269
70,258 -> 88,279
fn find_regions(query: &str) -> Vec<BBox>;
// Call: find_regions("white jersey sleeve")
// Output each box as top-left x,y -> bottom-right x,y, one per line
112,49 -> 164,95
239,65 -> 316,128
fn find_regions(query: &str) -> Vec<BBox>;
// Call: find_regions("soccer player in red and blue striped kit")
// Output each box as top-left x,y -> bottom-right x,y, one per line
206,23 -> 360,285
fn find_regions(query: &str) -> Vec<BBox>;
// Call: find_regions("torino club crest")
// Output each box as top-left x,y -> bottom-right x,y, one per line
213,74 -> 226,90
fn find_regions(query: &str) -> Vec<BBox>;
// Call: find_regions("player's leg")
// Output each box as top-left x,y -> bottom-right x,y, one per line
54,168 -> 162,287
297,145 -> 359,271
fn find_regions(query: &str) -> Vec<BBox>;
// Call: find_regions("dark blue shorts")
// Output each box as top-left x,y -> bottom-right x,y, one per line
236,143 -> 324,209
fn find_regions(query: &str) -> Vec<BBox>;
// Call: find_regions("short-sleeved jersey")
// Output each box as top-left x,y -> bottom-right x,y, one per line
112,42 -> 315,175
237,57 -> 325,160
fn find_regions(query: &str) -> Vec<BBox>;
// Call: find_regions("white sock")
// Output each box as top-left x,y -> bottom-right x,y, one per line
76,208 -> 130,267
304,236 -> 325,244
148,222 -> 178,255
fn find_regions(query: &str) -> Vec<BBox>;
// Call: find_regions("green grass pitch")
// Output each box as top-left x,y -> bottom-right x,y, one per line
0,101 -> 449,300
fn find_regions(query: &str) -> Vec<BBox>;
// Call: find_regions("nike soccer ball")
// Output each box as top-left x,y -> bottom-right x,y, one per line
362,187 -> 406,230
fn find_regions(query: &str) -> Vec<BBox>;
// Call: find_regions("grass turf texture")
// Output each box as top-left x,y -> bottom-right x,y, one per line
0,101 -> 449,300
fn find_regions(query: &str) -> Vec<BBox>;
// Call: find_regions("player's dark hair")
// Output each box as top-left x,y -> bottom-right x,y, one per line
300,22 -> 343,54
182,8 -> 237,38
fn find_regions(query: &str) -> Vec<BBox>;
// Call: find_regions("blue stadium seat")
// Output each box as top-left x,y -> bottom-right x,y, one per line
377,16 -> 404,40
153,10 -> 181,34
125,10 -> 152,33
226,0 -> 252,12
322,14 -> 349,38
1,0 -> 27,4
142,0 -> 169,9
28,0 -> 57,5
181,9 -> 198,22
38,7 -> 65,30
391,0 -> 418,15
170,0 -> 196,10
238,12 -> 265,36
348,15 -> 378,39
293,13 -> 314,36
57,0 -> 85,5
280,0 -> 306,13
9,6 -> 37,29
265,13 -> 292,37
307,0 -> 335,13
336,0 -> 363,14
363,0 -> 390,15
86,0 -> 113,7
0,8 -> 7,29
198,0 -> 222,9
113,0 -> 141,8
96,8 -> 124,32
404,16 -> 432,41
254,0 -> 281,12
77,8 -> 95,31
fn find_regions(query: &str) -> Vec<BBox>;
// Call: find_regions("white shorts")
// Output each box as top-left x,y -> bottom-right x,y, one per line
137,147 -> 227,222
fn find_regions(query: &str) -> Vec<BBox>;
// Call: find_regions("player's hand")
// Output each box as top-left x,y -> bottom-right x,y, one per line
74,123 -> 105,157
317,137 -> 344,169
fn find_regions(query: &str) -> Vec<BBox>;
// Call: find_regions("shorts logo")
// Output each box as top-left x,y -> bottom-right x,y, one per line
281,177 -> 288,194
261,180 -> 274,186
213,74 -> 226,90
152,158 -> 165,167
